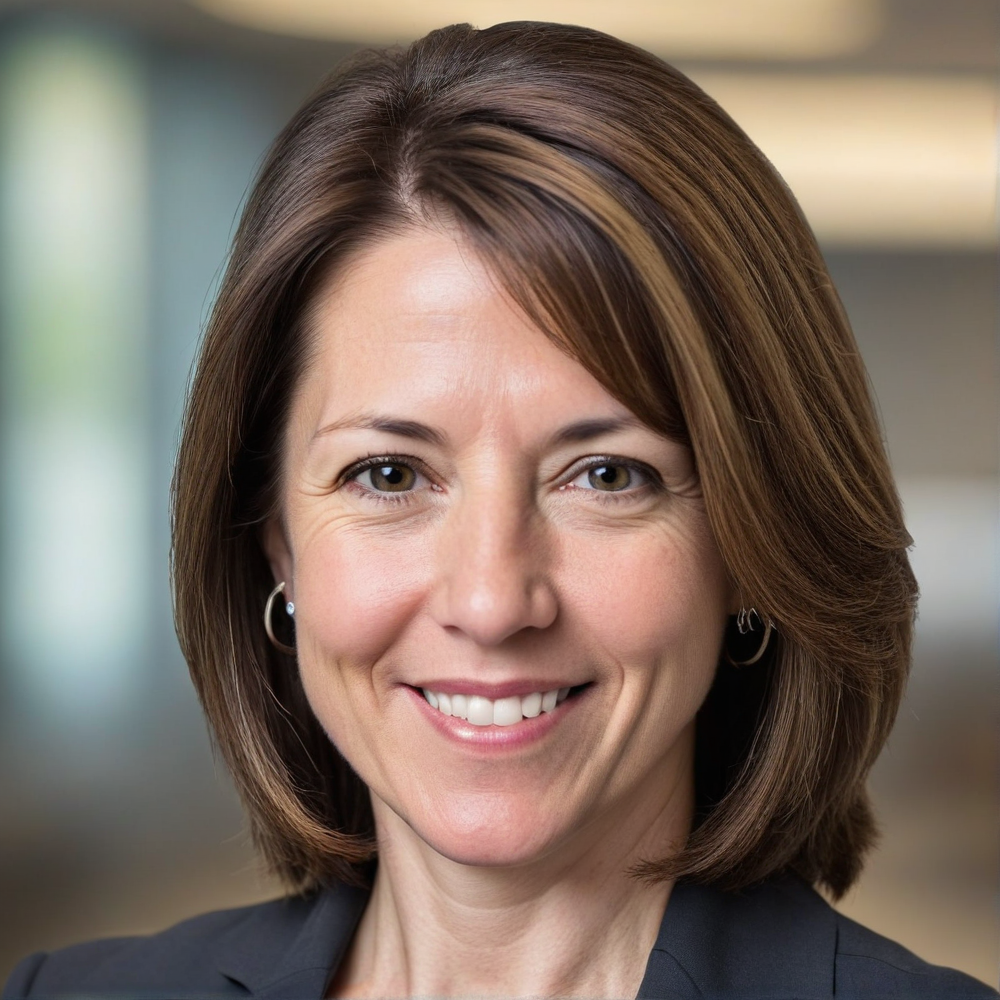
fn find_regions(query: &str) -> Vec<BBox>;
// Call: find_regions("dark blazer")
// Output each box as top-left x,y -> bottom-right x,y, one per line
4,874 -> 996,999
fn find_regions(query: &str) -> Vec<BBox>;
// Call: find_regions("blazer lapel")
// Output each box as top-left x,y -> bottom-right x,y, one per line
216,882 -> 370,998
637,876 -> 837,999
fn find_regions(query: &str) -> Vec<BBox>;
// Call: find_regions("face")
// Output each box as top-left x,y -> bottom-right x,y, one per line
266,227 -> 735,870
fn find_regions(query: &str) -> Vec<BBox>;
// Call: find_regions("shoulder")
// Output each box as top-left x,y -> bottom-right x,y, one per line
1,895 -> 319,999
645,876 -> 998,999
832,908 -> 998,998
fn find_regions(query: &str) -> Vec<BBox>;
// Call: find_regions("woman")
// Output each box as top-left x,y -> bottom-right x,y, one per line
4,20 -> 995,1000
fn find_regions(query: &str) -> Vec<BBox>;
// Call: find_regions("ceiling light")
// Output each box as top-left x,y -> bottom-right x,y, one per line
690,73 -> 997,248
192,0 -> 883,60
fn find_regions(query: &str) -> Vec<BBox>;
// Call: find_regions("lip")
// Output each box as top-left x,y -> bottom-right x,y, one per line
404,684 -> 589,750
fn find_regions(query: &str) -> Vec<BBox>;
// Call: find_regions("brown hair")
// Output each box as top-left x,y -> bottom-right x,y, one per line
172,21 -> 916,898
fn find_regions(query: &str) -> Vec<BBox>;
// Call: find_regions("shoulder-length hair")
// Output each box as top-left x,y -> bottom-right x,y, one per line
172,21 -> 916,898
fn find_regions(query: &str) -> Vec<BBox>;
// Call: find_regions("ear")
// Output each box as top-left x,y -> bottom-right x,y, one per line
261,517 -> 294,601
725,579 -> 742,617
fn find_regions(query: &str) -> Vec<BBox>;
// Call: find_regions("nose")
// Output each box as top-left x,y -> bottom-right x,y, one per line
431,487 -> 558,646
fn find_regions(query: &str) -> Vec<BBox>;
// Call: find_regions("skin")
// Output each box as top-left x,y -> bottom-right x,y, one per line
264,225 -> 737,998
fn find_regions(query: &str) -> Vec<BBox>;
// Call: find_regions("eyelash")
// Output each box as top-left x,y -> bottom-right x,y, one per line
339,454 -> 663,506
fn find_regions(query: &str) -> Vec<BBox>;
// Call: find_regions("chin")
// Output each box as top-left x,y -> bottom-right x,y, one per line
404,791 -> 569,869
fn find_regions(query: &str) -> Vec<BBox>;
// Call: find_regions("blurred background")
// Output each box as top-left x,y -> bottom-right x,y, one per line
0,0 -> 996,988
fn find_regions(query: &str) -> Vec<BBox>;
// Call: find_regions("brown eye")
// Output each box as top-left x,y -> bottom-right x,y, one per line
587,464 -> 632,491
367,463 -> 416,492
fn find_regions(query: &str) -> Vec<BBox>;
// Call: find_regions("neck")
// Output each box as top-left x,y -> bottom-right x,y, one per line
329,751 -> 693,999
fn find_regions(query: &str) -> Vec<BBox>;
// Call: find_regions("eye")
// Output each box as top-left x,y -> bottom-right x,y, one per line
350,459 -> 426,494
566,460 -> 650,493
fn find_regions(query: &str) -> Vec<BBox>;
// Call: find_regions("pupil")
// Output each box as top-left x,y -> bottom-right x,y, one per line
590,465 -> 629,490
371,464 -> 414,491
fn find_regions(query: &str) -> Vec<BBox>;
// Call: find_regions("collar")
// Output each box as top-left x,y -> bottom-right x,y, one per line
215,880 -> 369,998
637,875 -> 837,999
216,873 -> 836,998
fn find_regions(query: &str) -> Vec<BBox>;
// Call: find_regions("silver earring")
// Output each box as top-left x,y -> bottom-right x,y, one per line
736,607 -> 759,635
725,607 -> 773,667
264,581 -> 296,655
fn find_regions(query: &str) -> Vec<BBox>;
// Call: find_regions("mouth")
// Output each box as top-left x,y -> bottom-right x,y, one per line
415,684 -> 591,727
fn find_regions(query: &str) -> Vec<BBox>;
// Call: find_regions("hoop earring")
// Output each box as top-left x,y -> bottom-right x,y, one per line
264,581 -> 296,655
724,607 -> 773,667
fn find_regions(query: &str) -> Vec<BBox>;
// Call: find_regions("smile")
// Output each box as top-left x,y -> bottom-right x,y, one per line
421,687 -> 571,726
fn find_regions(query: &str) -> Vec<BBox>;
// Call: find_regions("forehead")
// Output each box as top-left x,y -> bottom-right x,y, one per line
298,227 -> 632,429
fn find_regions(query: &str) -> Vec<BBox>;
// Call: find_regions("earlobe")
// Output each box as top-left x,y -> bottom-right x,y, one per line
261,518 -> 294,600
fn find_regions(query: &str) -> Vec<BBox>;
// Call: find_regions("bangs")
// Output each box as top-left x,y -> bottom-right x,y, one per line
401,125 -> 692,448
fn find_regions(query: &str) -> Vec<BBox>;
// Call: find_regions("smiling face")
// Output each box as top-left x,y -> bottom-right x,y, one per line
265,226 -> 735,870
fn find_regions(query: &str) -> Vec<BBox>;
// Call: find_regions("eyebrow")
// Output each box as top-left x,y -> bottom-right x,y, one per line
313,413 -> 447,447
312,412 -> 643,449
547,416 -> 643,446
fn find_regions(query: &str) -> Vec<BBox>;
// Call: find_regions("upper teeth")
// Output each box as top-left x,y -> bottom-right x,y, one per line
422,687 -> 571,726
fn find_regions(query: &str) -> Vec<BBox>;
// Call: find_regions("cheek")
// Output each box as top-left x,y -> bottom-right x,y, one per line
560,515 -> 730,685
293,525 -> 432,674
558,518 -> 729,784
290,524 -> 436,775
